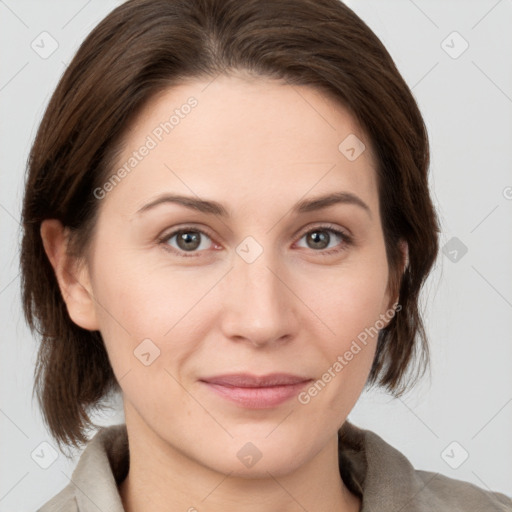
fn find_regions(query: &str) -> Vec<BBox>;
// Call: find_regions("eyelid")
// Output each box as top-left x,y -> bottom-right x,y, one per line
294,222 -> 351,241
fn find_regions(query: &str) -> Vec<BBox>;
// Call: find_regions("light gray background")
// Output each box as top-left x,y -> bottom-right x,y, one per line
1,0 -> 511,510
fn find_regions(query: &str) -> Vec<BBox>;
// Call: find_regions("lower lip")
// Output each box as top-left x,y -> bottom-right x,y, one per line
201,381 -> 311,409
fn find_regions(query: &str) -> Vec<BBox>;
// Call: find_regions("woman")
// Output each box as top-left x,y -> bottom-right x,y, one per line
20,0 -> 511,510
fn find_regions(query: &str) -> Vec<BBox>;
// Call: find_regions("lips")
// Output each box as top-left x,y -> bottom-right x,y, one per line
200,373 -> 311,387
199,373 -> 313,408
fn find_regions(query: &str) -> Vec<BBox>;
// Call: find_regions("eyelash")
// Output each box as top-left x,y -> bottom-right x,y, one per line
157,224 -> 353,258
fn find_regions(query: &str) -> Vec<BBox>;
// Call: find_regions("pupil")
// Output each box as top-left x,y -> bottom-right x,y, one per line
309,231 -> 329,249
178,231 -> 200,251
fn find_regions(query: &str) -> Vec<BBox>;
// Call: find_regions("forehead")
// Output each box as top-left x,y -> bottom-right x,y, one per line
103,75 -> 378,217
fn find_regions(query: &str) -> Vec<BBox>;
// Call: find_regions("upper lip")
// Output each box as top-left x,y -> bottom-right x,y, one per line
200,373 -> 312,387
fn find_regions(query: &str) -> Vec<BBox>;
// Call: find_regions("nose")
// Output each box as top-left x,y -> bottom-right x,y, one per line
219,247 -> 299,348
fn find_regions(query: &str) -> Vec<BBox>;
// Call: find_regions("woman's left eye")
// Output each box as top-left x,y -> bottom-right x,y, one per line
295,226 -> 352,255
158,225 -> 351,257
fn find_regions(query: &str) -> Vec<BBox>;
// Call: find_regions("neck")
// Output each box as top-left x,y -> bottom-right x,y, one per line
119,405 -> 361,512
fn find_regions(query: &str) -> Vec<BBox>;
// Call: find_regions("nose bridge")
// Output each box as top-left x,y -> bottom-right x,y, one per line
221,239 -> 295,345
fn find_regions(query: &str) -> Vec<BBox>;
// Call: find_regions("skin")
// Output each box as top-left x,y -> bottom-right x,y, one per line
42,73 -> 405,512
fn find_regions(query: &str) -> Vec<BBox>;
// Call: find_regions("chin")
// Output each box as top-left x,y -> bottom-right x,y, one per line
198,434 -> 313,479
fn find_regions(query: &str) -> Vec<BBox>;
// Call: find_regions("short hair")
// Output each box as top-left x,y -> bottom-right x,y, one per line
20,0 -> 440,451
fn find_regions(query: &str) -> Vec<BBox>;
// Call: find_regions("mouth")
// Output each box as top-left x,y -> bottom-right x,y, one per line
199,373 -> 313,409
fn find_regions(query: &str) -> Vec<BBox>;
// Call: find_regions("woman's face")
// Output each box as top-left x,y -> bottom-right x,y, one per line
77,74 -> 397,476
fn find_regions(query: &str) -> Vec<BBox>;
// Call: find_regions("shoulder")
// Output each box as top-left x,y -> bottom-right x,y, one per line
338,421 -> 512,512
37,424 -> 128,512
414,469 -> 512,511
37,489 -> 78,512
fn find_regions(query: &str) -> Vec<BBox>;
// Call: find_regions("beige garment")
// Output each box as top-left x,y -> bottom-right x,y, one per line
37,421 -> 512,511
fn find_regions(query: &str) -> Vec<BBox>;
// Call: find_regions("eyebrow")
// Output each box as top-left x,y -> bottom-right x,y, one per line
136,191 -> 372,219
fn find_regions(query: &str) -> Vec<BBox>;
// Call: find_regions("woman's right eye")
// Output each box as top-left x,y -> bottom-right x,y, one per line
159,227 -> 215,257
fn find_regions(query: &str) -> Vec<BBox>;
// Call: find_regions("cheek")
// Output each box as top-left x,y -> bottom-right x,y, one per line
88,248 -> 220,379
301,250 -> 389,391
309,257 -> 389,344
90,235 -> 195,330
294,279 -> 386,424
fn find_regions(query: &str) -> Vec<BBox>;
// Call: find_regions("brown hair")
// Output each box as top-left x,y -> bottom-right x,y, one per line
21,0 -> 440,452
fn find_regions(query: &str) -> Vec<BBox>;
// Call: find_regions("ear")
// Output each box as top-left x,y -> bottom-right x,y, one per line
399,239 -> 409,276
40,219 -> 100,331
380,239 -> 409,325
